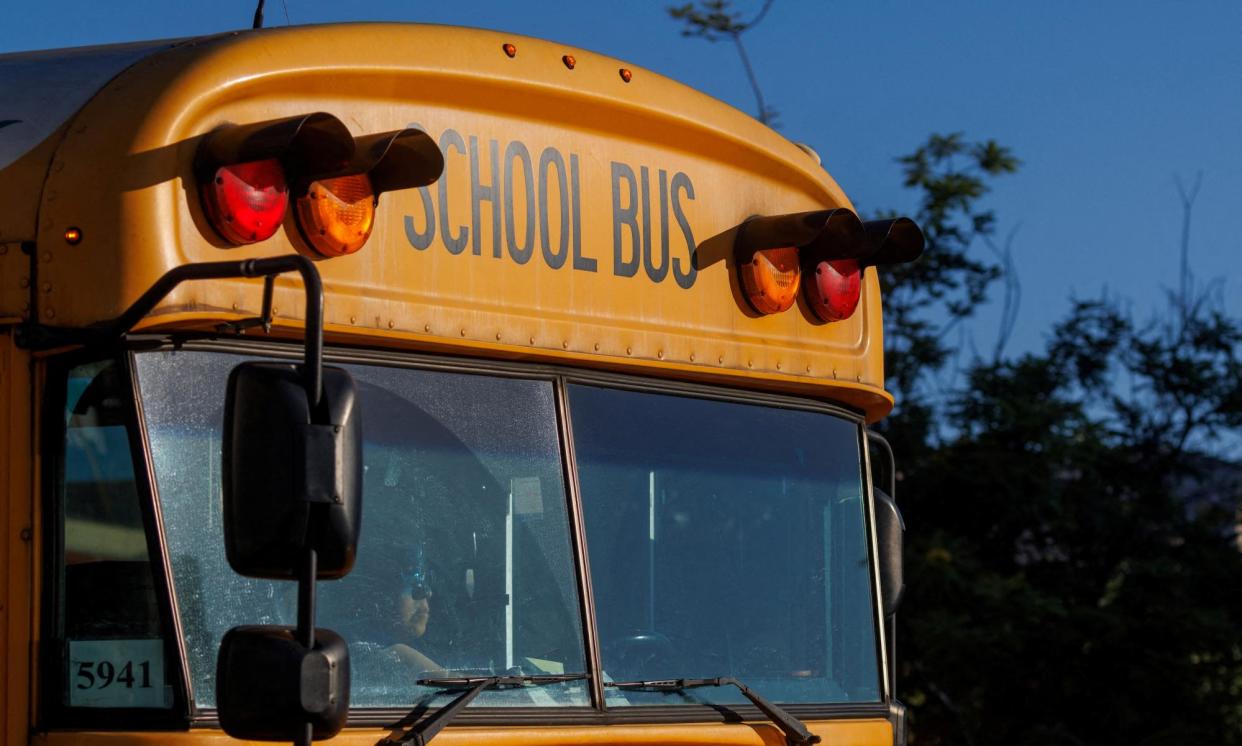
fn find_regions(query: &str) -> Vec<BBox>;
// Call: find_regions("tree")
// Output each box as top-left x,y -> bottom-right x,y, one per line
894,183 -> 1242,744
667,0 -> 780,125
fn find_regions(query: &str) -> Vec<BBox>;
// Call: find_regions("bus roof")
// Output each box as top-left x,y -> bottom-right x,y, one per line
0,23 -> 892,419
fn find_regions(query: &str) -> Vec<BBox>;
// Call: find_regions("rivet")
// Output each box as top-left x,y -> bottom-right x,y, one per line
18,277 -> 29,289
349,315 -> 356,324
53,161 -> 65,173
461,328 -> 467,336
42,282 -> 52,293
657,350 -> 664,359
496,332 -> 502,340
389,320 -> 396,329
530,336 -> 536,344
593,343 -> 600,351
424,324 -> 431,332
44,308 -> 55,320
20,528 -> 32,541
689,353 -> 696,362
562,54 -> 576,69
562,340 -> 569,349
832,368 -> 838,379
41,251 -> 52,263
231,302 -> 238,311
775,361 -> 782,370
619,68 -> 633,82
626,346 -> 632,355
718,355 -> 724,364
502,43 -> 517,58
747,360 -> 753,368
856,374 -> 863,382
806,364 -> 812,373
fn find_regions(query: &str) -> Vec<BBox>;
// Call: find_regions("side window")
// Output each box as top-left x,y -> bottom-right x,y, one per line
47,359 -> 174,718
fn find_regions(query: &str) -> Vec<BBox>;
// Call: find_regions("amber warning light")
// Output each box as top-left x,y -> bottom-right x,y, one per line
194,114 -> 443,255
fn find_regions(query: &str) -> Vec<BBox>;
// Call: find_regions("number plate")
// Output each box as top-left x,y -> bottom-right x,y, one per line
67,639 -> 166,708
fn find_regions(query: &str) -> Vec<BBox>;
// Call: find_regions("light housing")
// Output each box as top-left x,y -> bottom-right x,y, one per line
194,113 -> 354,247
292,128 -> 444,258
733,208 -> 925,323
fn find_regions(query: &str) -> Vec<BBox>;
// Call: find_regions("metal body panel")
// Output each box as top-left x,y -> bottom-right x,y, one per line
0,41 -> 182,247
23,23 -> 890,417
1,332 -> 35,744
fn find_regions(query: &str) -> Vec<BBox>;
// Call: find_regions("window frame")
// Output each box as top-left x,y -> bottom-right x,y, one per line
101,336 -> 892,728
38,349 -> 192,730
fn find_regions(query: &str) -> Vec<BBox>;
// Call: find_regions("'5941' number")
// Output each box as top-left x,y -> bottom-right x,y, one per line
75,659 -> 153,690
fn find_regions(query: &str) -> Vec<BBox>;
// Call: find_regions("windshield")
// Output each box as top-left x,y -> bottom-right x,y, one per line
134,349 -> 880,712
135,351 -> 588,709
568,384 -> 881,706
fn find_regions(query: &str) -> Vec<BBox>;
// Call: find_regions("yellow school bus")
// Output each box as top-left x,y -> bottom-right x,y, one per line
0,22 -> 921,746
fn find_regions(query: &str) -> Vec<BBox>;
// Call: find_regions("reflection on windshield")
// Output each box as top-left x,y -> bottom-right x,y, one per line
135,352 -> 588,709
569,384 -> 880,706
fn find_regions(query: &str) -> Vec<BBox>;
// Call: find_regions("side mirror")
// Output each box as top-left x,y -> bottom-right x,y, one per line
874,487 -> 905,617
219,361 -> 362,743
217,626 -> 350,740
222,362 -> 363,579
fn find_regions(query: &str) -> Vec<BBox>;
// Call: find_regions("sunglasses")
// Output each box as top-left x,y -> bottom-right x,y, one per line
401,566 -> 433,600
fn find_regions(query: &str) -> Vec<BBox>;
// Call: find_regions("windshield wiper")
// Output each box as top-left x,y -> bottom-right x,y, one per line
606,677 -> 822,746
383,674 -> 587,746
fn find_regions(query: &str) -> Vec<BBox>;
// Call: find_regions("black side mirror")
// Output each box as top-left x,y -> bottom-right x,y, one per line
217,626 -> 350,740
210,257 -> 362,745
874,487 -> 905,617
222,362 -> 363,579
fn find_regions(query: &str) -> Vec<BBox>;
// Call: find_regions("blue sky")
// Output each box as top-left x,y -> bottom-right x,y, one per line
4,1 -> 1240,360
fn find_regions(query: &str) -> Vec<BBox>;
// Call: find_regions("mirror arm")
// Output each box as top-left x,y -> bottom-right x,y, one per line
91,255 -> 325,410
867,429 -> 897,500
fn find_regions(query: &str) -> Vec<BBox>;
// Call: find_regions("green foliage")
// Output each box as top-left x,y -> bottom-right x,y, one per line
668,0 -> 751,38
879,134 -> 1019,431
883,137 -> 1242,744
667,1 -> 779,125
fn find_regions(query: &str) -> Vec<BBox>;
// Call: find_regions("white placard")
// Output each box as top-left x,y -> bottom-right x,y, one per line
67,639 -> 167,708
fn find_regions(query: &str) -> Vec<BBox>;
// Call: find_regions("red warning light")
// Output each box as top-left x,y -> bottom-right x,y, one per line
201,159 -> 288,245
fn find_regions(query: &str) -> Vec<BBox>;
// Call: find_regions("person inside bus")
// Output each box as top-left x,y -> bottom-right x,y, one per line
385,543 -> 443,673
346,541 -> 445,679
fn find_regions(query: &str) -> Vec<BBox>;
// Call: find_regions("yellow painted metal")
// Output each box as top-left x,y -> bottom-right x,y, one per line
24,23 -> 891,419
33,718 -> 892,745
1,332 -> 35,744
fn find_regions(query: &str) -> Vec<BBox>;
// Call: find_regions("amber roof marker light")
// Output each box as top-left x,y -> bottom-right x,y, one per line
293,128 -> 445,258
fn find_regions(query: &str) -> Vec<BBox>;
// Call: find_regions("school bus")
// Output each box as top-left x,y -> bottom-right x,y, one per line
0,22 -> 921,746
